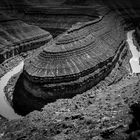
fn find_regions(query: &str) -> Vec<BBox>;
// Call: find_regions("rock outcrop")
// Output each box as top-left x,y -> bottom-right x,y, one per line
21,12 -> 127,102
0,14 -> 52,64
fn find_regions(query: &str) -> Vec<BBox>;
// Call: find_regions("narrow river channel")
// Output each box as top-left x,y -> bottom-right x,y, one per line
0,30 -> 139,120
0,61 -> 24,120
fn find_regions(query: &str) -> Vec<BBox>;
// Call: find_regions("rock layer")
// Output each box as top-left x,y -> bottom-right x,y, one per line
0,14 -> 52,64
23,12 -> 127,100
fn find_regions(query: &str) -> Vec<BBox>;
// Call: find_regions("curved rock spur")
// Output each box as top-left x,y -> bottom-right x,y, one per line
23,12 -> 127,101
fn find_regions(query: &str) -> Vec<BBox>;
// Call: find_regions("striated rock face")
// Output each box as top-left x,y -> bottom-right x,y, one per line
22,12 -> 127,101
134,25 -> 140,52
21,12 -> 100,38
0,14 -> 52,64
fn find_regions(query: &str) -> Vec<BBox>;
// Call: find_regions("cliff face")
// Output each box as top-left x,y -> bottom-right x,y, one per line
0,14 -> 52,64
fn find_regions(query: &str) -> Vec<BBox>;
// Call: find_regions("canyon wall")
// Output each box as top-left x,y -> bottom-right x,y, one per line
134,26 -> 140,52
19,12 -> 127,102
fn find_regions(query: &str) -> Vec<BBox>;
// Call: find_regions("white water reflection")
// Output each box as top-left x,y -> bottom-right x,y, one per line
127,30 -> 140,73
0,61 -> 24,120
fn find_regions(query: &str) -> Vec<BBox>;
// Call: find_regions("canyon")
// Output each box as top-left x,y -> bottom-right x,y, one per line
0,0 -> 140,140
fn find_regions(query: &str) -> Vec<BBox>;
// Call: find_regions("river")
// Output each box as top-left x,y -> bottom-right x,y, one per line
0,30 -> 139,120
0,61 -> 24,120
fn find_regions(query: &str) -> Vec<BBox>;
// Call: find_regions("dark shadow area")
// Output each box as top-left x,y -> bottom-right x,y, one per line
126,103 -> 140,139
12,73 -> 50,116
42,28 -> 66,38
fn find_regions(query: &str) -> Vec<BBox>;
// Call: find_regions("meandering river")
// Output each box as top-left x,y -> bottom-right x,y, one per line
0,61 -> 24,120
0,30 -> 140,120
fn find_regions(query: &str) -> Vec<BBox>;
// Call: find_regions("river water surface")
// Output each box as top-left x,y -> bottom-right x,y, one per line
0,61 -> 24,120
0,30 -> 140,120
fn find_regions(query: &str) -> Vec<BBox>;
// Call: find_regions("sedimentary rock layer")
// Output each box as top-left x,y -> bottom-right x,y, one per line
23,12 -> 126,100
0,14 -> 52,64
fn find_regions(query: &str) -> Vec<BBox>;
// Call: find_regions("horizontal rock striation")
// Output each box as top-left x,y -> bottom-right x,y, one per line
0,15 -> 52,64
22,12 -> 127,101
